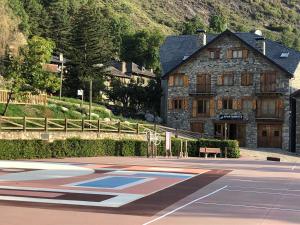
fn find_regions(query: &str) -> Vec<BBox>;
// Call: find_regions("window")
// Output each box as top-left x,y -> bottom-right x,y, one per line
242,99 -> 252,110
261,99 -> 276,117
174,75 -> 184,86
232,50 -> 243,58
274,130 -> 280,137
241,73 -> 253,86
168,74 -> 188,87
197,99 -> 209,114
168,98 -> 188,111
196,74 -> 211,93
223,74 -> 234,86
190,122 -> 204,133
222,98 -> 233,109
208,48 -> 220,59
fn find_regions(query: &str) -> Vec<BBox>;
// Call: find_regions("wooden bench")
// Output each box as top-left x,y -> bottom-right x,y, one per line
199,147 -> 221,158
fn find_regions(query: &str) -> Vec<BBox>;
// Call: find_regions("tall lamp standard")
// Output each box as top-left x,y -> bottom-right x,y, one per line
59,53 -> 64,100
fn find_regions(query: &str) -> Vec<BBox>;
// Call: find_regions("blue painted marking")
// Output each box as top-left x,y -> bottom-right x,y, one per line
76,176 -> 146,188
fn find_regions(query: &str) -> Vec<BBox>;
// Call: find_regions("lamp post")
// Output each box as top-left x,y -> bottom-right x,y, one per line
59,53 -> 64,100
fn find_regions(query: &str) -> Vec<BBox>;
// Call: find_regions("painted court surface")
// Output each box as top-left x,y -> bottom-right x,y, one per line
0,157 -> 300,225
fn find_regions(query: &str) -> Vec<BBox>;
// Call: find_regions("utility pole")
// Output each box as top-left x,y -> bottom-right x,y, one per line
59,53 -> 64,100
89,79 -> 92,120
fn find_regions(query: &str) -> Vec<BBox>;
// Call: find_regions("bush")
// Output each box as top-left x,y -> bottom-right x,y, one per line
0,138 -> 240,160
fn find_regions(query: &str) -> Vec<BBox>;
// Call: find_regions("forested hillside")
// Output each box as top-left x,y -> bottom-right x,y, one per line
2,0 -> 300,58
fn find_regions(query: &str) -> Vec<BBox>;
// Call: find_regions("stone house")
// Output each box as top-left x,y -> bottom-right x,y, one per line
160,29 -> 300,150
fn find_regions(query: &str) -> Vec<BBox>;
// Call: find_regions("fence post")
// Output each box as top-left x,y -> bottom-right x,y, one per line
64,118 -> 68,133
82,119 -> 84,132
154,124 -> 157,132
0,116 -> 2,131
23,116 -> 26,132
97,119 -> 101,133
45,117 -> 48,132
136,123 -> 139,134
118,121 -> 121,133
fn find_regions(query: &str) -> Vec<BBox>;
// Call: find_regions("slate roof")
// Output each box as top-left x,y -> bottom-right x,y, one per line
160,30 -> 300,77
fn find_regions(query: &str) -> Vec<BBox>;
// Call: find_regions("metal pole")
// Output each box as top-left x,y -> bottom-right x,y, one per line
89,79 -> 92,120
59,54 -> 64,100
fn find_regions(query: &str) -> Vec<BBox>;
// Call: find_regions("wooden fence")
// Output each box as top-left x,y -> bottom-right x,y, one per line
0,90 -> 47,105
0,116 -> 201,139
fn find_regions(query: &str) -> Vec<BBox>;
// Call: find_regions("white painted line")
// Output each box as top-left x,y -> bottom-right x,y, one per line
228,186 -> 300,192
229,179 -> 268,183
142,185 -> 228,225
195,202 -> 300,213
224,188 -> 300,197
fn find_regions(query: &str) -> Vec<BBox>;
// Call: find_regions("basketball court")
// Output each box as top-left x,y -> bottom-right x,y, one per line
0,157 -> 299,225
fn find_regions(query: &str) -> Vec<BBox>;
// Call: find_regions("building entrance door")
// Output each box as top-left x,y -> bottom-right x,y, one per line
258,124 -> 282,148
214,123 -> 246,147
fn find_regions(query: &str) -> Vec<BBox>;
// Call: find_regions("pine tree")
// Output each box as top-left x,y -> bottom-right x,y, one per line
47,0 -> 72,54
70,0 -> 113,118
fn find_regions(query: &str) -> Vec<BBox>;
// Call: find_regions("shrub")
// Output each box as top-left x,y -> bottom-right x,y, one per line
0,138 -> 240,160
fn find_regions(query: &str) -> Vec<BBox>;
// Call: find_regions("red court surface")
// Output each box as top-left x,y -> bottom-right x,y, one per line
0,157 -> 300,225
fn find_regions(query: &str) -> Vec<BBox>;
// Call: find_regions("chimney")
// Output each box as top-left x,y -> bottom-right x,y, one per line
121,61 -> 126,73
196,29 -> 207,46
255,37 -> 266,55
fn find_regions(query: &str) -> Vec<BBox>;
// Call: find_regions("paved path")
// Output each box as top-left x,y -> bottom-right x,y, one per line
0,157 -> 300,225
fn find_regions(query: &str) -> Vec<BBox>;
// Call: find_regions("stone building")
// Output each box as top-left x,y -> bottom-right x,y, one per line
160,29 -> 300,150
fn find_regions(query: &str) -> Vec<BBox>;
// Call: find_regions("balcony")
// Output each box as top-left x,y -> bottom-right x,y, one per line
256,108 -> 284,121
189,84 -> 215,96
255,85 -> 285,96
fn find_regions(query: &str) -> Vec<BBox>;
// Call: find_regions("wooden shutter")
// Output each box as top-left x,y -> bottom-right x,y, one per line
168,75 -> 174,87
209,98 -> 215,116
227,49 -> 233,59
277,99 -> 284,118
217,75 -> 223,85
241,73 -> 247,86
248,73 -> 253,85
237,99 -> 242,110
242,49 -> 249,60
192,100 -> 197,117
217,98 -> 222,110
216,49 -> 221,59
168,98 -> 173,110
260,73 -> 265,92
233,99 -> 238,110
183,75 -> 189,87
252,99 -> 257,110
184,98 -> 189,110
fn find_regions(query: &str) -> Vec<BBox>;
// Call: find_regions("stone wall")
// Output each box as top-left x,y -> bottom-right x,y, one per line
0,131 -> 147,142
166,32 -> 291,150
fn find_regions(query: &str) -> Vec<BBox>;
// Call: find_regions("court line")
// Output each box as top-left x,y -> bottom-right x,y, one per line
224,188 -> 300,197
228,185 -> 300,192
195,202 -> 300,213
142,185 -> 228,225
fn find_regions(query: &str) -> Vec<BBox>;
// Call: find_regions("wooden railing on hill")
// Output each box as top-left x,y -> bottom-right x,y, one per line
0,116 -> 201,139
0,90 -> 47,105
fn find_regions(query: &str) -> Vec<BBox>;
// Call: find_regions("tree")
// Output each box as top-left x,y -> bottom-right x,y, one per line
121,30 -> 164,72
71,0 -> 114,119
1,36 -> 60,115
47,0 -> 72,54
209,14 -> 227,33
179,16 -> 206,35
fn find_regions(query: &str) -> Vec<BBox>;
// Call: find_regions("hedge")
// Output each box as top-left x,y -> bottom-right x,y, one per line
0,138 -> 239,160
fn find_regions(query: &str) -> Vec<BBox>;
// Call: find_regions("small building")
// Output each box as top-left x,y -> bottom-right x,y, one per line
160,29 -> 300,150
